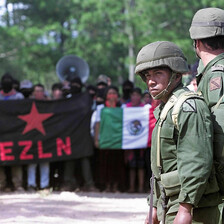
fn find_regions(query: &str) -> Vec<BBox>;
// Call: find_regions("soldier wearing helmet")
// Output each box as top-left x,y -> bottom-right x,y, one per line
136,41 -> 222,224
136,41 -> 188,102
190,7 -> 224,223
190,7 -> 224,201
189,7 -> 224,107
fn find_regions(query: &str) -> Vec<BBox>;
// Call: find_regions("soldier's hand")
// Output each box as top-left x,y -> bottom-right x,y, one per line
144,208 -> 159,224
173,203 -> 192,224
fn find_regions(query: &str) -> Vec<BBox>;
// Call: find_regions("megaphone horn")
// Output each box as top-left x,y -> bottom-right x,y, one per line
56,55 -> 90,83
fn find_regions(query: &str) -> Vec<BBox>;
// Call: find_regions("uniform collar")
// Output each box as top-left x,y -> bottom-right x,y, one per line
197,53 -> 224,79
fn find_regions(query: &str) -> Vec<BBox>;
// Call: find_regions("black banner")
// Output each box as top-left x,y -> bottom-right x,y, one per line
0,92 -> 93,166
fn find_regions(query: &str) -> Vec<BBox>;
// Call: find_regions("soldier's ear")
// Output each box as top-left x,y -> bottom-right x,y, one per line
195,40 -> 199,48
196,39 -> 209,50
175,73 -> 182,82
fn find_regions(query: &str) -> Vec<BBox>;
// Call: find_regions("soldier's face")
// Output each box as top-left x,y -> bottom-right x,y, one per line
144,68 -> 171,99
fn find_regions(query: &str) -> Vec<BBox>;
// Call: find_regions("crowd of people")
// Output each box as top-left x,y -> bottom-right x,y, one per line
0,69 -> 197,194
1,5 -> 223,224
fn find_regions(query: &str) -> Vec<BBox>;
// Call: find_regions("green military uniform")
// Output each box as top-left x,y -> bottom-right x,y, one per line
189,8 -> 224,200
197,54 -> 224,107
135,40 -> 223,224
151,84 -> 222,224
197,55 -> 224,197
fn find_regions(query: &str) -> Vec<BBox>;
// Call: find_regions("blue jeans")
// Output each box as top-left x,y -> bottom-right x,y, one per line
27,162 -> 49,188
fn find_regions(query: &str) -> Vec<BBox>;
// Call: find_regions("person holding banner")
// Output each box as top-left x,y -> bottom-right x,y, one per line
123,87 -> 146,193
27,83 -> 50,192
0,73 -> 25,192
135,41 -> 222,224
61,77 -> 97,192
94,85 -> 125,192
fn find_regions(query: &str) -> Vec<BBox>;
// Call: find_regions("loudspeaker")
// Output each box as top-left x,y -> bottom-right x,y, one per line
56,55 -> 89,83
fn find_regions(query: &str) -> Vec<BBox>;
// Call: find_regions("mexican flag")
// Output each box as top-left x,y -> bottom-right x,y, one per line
99,105 -> 151,149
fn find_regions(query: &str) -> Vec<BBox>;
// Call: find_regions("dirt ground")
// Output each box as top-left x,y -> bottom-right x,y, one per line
0,191 -> 149,224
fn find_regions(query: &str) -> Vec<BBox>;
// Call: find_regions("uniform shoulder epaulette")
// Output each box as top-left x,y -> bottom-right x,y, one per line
211,64 -> 224,72
182,99 -> 197,112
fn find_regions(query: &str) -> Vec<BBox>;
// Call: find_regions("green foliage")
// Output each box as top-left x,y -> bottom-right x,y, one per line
0,0 -> 222,90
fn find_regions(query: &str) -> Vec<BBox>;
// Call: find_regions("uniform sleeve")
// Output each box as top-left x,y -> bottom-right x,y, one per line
176,98 -> 213,206
153,180 -> 159,207
207,71 -> 224,107
209,72 -> 224,165
146,181 -> 159,208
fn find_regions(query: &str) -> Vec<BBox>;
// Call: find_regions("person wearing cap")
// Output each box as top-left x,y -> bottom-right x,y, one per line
189,7 -> 224,200
20,79 -> 33,98
95,74 -> 109,106
135,41 -> 222,224
97,74 -> 110,87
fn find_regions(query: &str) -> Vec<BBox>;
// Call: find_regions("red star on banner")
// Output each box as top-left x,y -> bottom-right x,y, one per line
18,102 -> 54,135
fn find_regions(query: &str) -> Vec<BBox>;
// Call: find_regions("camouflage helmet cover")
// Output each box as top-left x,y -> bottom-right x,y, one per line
189,7 -> 224,40
135,41 -> 189,81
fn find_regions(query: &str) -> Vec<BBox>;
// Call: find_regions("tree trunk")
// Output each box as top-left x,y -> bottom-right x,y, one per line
125,0 -> 135,82
128,30 -> 135,82
5,0 -> 10,27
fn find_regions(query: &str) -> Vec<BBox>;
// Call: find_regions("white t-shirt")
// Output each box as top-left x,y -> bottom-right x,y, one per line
90,104 -> 104,137
95,104 -> 105,122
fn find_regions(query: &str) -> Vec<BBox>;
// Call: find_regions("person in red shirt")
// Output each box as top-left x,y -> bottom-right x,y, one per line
123,87 -> 146,193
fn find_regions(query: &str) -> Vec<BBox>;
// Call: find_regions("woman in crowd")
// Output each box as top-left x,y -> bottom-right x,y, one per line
94,85 -> 125,192
123,87 -> 146,193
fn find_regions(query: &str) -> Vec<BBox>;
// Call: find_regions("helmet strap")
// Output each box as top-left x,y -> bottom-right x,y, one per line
152,72 -> 177,100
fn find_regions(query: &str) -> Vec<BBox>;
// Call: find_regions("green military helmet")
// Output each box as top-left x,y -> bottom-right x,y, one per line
135,41 -> 189,82
189,7 -> 224,40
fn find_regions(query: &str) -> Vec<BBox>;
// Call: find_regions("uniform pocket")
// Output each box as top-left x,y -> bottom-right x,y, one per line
160,124 -> 174,139
160,170 -> 181,197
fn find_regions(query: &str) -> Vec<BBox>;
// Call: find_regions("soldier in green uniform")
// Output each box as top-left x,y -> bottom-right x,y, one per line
135,41 -> 222,224
189,7 -> 224,199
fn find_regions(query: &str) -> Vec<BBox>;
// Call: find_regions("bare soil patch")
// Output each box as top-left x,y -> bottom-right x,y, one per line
0,191 -> 148,224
